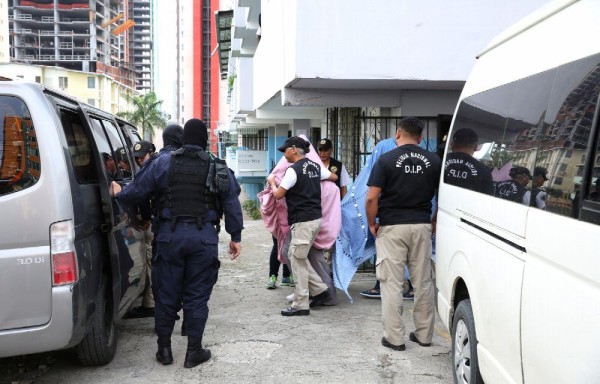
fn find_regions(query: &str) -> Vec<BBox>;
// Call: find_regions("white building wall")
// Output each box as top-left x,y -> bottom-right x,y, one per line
178,1 -> 195,125
253,0 -> 549,109
252,0 -> 287,111
152,0 -> 177,121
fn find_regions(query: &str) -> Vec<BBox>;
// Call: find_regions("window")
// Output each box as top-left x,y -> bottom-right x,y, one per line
35,76 -> 41,83
447,53 -> 600,220
0,96 -> 40,197
89,117 -> 129,181
87,77 -> 95,89
58,76 -> 68,89
59,109 -> 97,183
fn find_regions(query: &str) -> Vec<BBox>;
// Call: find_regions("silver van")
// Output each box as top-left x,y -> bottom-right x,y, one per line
0,81 -> 147,365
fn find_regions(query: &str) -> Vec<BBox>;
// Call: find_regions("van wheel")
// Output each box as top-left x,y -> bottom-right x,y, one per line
75,276 -> 117,366
452,299 -> 483,384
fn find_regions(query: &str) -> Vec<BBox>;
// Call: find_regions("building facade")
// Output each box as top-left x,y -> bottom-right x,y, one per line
176,0 -> 220,154
0,0 -> 9,63
221,0 -> 550,199
0,62 -> 135,114
5,0 -> 154,93
130,0 -> 151,92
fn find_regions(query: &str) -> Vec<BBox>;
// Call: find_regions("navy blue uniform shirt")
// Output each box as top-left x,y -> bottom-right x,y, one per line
117,144 -> 243,242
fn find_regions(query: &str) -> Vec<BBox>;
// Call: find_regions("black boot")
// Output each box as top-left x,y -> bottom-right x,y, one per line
181,319 -> 187,336
184,336 -> 211,368
156,335 -> 173,365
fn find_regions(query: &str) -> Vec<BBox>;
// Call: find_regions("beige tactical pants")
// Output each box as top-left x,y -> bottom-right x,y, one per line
288,218 -> 328,310
376,224 -> 434,345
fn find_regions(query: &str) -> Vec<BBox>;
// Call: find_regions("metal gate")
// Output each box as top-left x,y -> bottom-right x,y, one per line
326,110 -> 452,178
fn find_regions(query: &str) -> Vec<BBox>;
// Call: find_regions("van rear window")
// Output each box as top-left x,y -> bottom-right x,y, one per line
0,96 -> 40,197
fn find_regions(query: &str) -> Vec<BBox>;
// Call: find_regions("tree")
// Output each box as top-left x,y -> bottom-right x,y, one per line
117,92 -> 167,141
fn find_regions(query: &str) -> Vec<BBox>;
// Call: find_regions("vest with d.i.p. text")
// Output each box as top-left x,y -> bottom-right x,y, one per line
286,158 -> 322,225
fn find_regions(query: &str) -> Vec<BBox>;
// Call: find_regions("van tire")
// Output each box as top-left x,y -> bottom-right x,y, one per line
75,276 -> 117,366
452,299 -> 483,384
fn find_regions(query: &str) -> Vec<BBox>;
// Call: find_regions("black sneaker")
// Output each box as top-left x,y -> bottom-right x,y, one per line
281,307 -> 310,316
381,337 -> 405,351
359,288 -> 381,299
409,332 -> 432,347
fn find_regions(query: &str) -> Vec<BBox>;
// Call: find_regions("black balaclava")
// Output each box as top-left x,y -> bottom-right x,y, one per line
162,124 -> 184,149
183,118 -> 208,149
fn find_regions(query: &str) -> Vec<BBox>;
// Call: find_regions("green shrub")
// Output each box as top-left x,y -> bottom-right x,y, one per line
242,199 -> 262,220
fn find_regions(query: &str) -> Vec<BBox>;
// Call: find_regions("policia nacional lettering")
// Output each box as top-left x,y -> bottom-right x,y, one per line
443,152 -> 494,195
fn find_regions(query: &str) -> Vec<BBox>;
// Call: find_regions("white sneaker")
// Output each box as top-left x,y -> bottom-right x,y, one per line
286,293 -> 294,303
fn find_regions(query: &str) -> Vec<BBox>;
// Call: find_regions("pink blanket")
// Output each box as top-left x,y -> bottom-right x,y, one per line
258,135 -> 341,262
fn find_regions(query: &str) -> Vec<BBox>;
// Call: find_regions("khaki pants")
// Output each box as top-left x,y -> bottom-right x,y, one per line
288,218 -> 328,310
140,226 -> 155,308
376,224 -> 434,345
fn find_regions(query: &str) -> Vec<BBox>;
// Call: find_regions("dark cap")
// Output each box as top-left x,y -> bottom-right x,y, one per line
132,140 -> 155,158
114,147 -> 129,164
452,128 -> 478,146
102,152 -> 113,162
277,136 -> 310,153
317,138 -> 333,151
509,166 -> 532,179
183,118 -> 208,148
533,166 -> 548,181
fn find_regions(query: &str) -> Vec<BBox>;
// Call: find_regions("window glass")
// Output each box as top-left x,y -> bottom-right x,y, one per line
60,109 -> 97,183
0,96 -> 40,196
444,82 -> 515,195
543,55 -> 600,218
503,69 -> 555,209
446,53 -> 600,221
89,117 -> 122,181
87,77 -> 95,89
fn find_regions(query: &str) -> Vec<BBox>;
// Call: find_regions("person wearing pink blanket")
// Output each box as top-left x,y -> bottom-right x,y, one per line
267,136 -> 338,316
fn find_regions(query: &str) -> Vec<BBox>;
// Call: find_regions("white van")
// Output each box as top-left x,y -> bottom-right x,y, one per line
436,1 -> 600,383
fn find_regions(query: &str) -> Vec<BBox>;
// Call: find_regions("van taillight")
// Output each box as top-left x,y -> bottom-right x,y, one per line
50,220 -> 78,286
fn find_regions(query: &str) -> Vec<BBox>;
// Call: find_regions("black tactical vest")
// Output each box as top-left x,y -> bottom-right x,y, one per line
159,147 -> 215,228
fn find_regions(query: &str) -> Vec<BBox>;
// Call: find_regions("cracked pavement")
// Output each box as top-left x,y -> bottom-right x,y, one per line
0,219 -> 452,384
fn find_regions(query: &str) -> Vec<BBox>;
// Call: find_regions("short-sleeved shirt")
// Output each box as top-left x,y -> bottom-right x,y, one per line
280,158 -> 331,225
367,144 -> 441,225
444,152 -> 494,195
495,180 -> 528,204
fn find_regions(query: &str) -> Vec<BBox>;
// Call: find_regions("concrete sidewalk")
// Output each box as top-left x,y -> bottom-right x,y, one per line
1,219 -> 452,384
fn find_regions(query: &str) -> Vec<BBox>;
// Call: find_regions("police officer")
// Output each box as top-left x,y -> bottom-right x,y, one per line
317,138 -> 351,199
366,117 -> 441,351
267,136 -> 338,316
525,166 -> 549,209
111,118 -> 243,368
495,166 -> 531,203
159,123 -> 184,156
444,128 -> 493,195
132,140 -> 157,168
